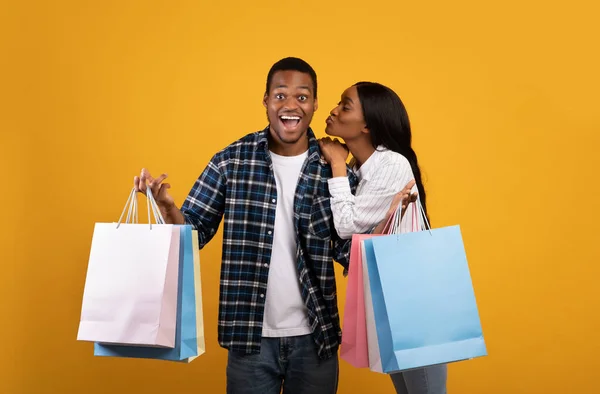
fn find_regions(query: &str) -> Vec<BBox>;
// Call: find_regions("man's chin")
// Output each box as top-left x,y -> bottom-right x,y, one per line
279,134 -> 305,145
271,126 -> 307,144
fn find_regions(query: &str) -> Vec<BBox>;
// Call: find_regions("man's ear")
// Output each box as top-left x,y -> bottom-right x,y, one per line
314,98 -> 318,112
263,93 -> 268,108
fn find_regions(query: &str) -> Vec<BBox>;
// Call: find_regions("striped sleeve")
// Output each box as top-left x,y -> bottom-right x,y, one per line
327,155 -> 415,239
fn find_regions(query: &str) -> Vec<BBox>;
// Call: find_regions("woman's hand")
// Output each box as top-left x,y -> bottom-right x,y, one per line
373,180 -> 418,234
318,137 -> 349,177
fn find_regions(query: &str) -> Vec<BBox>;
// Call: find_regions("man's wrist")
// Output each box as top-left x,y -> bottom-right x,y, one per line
158,201 -> 177,215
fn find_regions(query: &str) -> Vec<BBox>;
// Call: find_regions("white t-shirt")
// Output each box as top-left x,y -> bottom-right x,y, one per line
261,150 -> 312,337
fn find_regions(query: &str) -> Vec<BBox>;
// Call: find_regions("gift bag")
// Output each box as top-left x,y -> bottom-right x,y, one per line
182,230 -> 206,362
94,225 -> 200,361
341,201 -> 418,371
363,200 -> 487,373
77,188 -> 180,348
340,234 -> 374,368
361,235 -> 387,373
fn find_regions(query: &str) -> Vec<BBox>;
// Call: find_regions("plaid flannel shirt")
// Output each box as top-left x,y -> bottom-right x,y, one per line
181,126 -> 357,359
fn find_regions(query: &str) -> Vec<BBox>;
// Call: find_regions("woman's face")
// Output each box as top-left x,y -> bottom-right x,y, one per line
325,86 -> 368,140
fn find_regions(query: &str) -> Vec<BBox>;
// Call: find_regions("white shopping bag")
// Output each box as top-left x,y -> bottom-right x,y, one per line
361,238 -> 384,373
77,188 -> 180,348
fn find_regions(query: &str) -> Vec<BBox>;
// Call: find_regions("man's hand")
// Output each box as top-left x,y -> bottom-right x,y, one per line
134,168 -> 175,210
133,168 -> 185,225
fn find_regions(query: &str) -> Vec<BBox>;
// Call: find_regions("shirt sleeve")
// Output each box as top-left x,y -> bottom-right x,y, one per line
332,229 -> 351,271
327,156 -> 416,239
180,151 -> 227,248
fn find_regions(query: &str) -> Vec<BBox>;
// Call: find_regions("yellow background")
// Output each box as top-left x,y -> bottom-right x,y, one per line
1,0 -> 599,393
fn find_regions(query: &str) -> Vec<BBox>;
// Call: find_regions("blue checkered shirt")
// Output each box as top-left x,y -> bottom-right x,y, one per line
181,127 -> 357,359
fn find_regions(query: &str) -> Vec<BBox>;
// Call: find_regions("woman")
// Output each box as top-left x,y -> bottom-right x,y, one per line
319,81 -> 447,394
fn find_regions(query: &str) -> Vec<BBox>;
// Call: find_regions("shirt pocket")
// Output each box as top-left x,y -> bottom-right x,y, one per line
308,196 -> 332,239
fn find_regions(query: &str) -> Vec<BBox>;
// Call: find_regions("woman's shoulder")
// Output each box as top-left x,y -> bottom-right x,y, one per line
377,148 -> 411,168
366,148 -> 414,185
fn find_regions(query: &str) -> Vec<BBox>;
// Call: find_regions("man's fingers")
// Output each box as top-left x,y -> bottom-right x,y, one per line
141,168 -> 154,182
136,175 -> 147,194
153,173 -> 168,186
139,169 -> 170,196
157,183 -> 171,200
147,173 -> 167,193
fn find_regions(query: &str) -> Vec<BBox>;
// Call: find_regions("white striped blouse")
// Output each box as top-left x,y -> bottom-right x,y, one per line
327,146 -> 418,239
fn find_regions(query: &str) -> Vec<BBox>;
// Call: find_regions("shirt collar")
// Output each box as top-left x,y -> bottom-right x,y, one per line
354,146 -> 388,181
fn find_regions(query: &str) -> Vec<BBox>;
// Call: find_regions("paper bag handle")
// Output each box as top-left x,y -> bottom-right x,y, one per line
116,187 -> 165,229
389,195 -> 432,235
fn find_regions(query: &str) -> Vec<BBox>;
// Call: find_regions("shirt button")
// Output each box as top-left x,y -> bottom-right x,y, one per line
260,294 -> 265,298
272,198 -> 276,203
263,263 -> 268,267
268,231 -> 272,235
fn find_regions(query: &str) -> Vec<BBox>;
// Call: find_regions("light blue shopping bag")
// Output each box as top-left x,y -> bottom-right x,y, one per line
93,225 -> 198,361
363,223 -> 486,373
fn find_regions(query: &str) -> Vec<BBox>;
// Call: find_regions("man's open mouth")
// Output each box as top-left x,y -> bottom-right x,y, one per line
279,115 -> 301,129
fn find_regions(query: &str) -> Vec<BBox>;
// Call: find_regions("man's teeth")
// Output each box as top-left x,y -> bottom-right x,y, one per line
280,116 -> 300,120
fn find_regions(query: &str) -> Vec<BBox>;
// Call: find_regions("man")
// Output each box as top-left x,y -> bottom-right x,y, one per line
136,57 -> 353,394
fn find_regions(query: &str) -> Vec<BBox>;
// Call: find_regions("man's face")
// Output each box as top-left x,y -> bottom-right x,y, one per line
263,70 -> 318,146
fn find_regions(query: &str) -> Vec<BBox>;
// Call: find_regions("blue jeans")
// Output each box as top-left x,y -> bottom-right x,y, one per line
226,335 -> 339,394
390,364 -> 447,394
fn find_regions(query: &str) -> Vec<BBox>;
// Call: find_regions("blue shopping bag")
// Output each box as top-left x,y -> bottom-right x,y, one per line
93,225 -> 198,361
363,224 -> 486,373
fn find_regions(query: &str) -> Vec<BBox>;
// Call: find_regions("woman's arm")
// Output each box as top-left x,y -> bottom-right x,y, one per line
328,157 -> 416,239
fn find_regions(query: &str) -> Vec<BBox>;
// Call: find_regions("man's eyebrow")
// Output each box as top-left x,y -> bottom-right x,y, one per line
275,84 -> 312,92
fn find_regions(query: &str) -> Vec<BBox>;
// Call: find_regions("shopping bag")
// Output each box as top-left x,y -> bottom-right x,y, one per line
94,225 -> 200,361
77,188 -> 180,348
340,234 -> 373,368
360,235 -> 386,373
364,200 -> 487,373
182,230 -> 206,363
363,201 -> 419,373
341,202 -> 418,371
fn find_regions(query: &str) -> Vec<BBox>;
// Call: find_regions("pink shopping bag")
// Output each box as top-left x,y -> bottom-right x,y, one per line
341,233 -> 381,367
